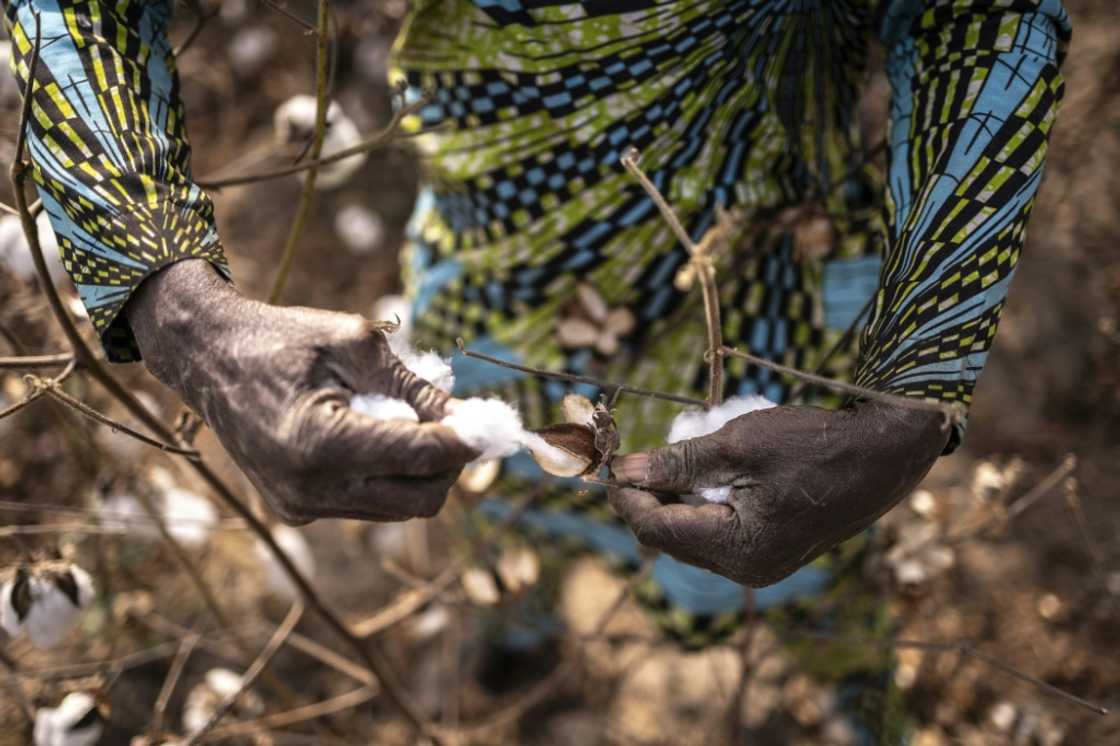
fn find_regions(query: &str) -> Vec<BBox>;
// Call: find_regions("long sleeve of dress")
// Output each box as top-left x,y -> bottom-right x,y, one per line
4,0 -> 229,363
855,0 -> 1069,448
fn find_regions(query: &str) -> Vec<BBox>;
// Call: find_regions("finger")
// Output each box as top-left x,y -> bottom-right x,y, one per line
612,436 -> 732,494
305,396 -> 477,478
383,356 -> 452,422
609,487 -> 734,566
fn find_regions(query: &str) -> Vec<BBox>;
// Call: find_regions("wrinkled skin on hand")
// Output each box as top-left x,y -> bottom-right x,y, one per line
126,260 -> 476,524
610,401 -> 949,587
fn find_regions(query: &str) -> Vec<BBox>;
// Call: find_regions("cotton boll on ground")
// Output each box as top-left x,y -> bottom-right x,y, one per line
350,394 -> 419,422
273,95 -> 367,189
667,395 -> 777,444
440,398 -> 526,459
2,563 -> 95,649
255,525 -> 316,600
33,692 -> 104,746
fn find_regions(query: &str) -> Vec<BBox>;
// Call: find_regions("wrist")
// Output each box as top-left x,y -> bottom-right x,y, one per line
125,259 -> 241,396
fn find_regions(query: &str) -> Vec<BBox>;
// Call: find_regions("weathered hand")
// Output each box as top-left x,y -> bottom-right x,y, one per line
609,400 -> 949,587
126,260 -> 476,523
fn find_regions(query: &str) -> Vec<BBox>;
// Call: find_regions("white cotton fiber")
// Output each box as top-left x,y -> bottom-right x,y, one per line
698,486 -> 733,504
350,394 -> 420,422
667,394 -> 777,444
400,349 -> 455,393
440,398 -> 526,459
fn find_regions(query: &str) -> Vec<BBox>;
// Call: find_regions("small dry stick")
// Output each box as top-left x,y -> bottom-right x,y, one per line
267,0 -> 332,304
455,338 -> 706,407
621,147 -> 728,406
150,632 -> 201,737
0,352 -> 72,369
184,602 -> 306,745
721,345 -> 965,425
197,94 -> 428,190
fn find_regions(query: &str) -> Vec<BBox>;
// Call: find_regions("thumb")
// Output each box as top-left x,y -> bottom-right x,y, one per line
612,436 -> 727,495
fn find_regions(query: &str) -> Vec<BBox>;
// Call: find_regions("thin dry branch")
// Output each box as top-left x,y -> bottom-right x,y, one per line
720,345 -> 965,425
0,352 -> 73,369
455,338 -> 706,407
196,95 -> 428,191
184,602 -> 306,745
150,632 -> 201,737
621,146 -> 727,406
267,0 -> 332,305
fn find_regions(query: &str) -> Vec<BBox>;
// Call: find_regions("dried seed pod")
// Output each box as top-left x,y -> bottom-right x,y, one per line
525,424 -> 597,477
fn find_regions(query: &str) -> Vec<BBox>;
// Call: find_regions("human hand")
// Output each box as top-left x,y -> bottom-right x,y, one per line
609,401 -> 949,586
126,260 -> 476,523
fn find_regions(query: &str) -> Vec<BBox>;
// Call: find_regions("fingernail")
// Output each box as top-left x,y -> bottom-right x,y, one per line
612,453 -> 649,484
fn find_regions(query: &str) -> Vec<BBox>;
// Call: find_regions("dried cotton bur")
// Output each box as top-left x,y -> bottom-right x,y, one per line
33,691 -> 107,746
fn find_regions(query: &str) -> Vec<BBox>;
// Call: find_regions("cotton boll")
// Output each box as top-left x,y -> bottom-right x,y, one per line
334,204 -> 385,255
0,213 -> 65,284
273,95 -> 367,190
350,394 -> 420,422
667,395 -> 777,444
183,668 -> 263,736
33,692 -> 104,746
441,398 -> 525,459
400,350 -> 455,393
161,487 -> 217,548
228,26 -> 277,76
255,526 -> 315,600
2,564 -> 95,649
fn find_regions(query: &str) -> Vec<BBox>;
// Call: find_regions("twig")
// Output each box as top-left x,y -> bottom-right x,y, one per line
151,632 -> 201,737
40,382 -> 201,458
266,0 -> 332,304
172,1 -> 219,56
200,687 -> 377,740
455,338 -> 706,407
0,648 -> 36,721
185,602 -> 306,745
784,628 -> 1108,715
725,588 -> 756,743
261,0 -> 317,32
196,96 -> 427,190
720,345 -> 965,424
621,147 -> 727,406
0,352 -> 73,369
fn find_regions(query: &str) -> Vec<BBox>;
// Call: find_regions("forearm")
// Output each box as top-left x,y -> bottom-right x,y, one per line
856,0 -> 1069,448
4,0 -> 230,363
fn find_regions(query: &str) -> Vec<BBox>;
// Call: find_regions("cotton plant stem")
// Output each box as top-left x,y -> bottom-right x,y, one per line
184,602 -> 306,745
0,352 -> 72,369
196,96 -> 427,190
720,345 -> 965,425
267,0 -> 332,305
455,338 -> 707,407
621,147 -> 725,406
150,632 -> 201,737
9,15 -> 430,737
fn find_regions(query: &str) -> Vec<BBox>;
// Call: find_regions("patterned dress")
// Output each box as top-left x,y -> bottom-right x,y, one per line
6,0 -> 1069,652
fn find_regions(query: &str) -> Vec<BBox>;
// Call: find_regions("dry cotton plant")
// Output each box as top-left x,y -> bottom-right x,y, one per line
0,3 -> 1108,746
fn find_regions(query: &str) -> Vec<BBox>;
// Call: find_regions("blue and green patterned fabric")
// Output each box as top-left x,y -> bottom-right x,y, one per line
5,0 -> 1069,644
